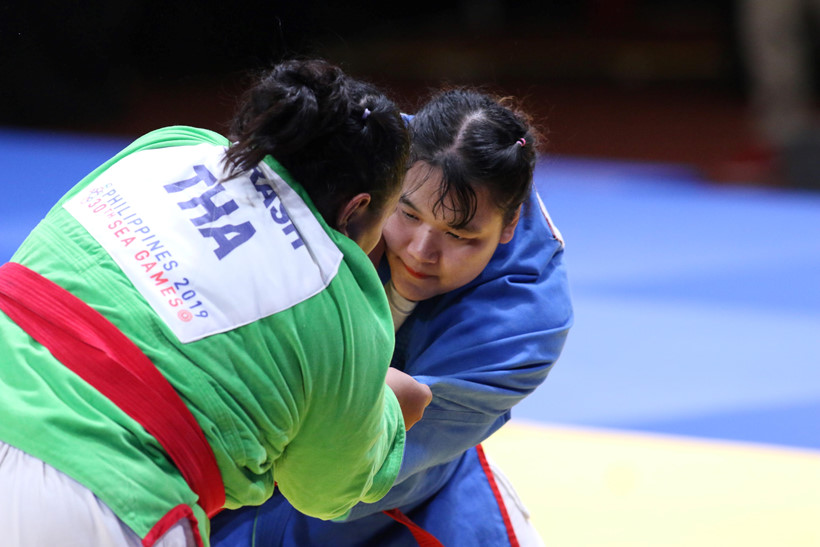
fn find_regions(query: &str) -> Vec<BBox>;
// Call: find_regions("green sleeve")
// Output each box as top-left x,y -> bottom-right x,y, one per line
273,367 -> 406,520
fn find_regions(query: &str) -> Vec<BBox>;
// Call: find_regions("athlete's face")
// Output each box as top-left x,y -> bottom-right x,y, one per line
383,162 -> 518,302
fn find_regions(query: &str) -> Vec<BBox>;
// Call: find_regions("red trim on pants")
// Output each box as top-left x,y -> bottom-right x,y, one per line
144,505 -> 203,547
0,262 -> 225,542
384,444 -> 520,547
476,444 -> 520,547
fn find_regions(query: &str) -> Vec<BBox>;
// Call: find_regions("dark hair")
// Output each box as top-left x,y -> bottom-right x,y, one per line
224,59 -> 410,225
408,88 -> 539,228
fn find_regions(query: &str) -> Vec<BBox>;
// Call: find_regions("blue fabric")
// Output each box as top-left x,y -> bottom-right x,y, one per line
211,189 -> 573,545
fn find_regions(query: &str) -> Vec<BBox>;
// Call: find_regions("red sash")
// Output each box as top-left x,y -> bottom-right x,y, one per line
384,508 -> 445,547
0,262 -> 225,521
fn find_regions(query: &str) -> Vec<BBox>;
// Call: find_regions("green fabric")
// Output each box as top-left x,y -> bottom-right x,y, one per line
0,127 -> 404,544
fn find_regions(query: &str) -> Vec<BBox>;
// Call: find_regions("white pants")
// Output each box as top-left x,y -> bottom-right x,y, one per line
488,458 -> 545,547
0,441 -> 195,546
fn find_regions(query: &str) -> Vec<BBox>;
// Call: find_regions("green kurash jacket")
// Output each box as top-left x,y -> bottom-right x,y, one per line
0,126 -> 405,544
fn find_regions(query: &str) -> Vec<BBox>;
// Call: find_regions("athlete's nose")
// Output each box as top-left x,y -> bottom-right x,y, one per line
407,227 -> 438,264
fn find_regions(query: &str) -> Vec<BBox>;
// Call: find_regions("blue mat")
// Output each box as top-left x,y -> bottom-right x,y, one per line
521,157 -> 820,450
2,129 -> 818,451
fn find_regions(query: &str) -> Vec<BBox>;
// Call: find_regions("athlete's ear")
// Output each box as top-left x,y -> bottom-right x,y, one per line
499,205 -> 521,244
335,193 -> 372,237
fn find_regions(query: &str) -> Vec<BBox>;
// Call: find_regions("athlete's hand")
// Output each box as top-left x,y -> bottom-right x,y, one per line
385,367 -> 432,430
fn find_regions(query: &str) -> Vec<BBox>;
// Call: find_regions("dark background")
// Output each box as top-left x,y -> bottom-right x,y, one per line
0,0 -> 803,183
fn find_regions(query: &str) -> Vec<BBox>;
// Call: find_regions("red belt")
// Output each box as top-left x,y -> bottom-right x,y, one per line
0,262 -> 225,518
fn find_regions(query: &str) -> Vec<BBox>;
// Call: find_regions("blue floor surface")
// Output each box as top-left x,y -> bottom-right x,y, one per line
2,129 -> 818,452
520,157 -> 820,451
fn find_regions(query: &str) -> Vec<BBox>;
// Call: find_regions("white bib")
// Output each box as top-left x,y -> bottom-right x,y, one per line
64,144 -> 342,343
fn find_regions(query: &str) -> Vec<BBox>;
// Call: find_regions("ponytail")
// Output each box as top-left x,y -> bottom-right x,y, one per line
224,59 -> 409,225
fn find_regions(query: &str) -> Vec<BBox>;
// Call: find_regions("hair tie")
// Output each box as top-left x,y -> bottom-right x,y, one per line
362,108 -> 371,120
517,137 -> 526,147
